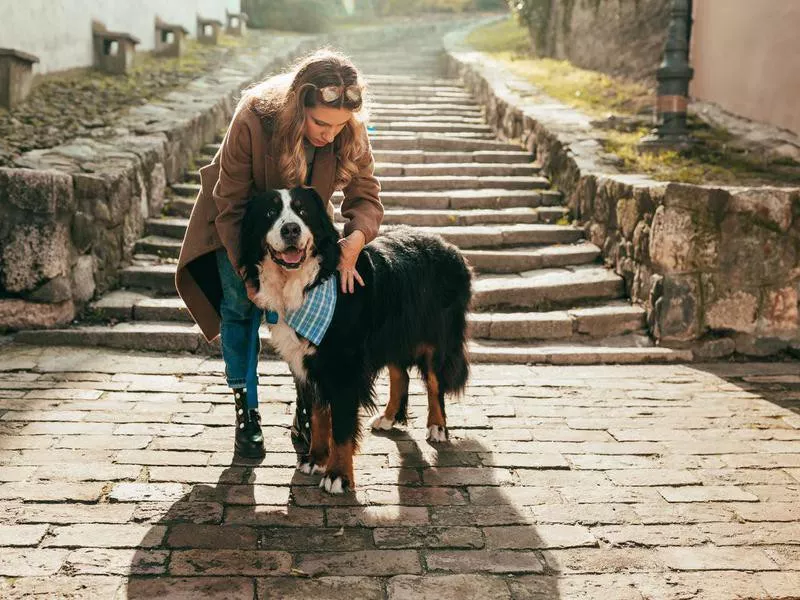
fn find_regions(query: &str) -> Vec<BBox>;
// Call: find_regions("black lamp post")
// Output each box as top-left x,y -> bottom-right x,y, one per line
640,0 -> 694,151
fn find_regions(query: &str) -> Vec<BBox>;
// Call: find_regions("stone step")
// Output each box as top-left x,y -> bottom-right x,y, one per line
201,135 -> 522,156
367,122 -> 493,134
379,175 -> 550,191
363,76 -> 461,86
372,189 -> 563,210
147,207 -> 569,242
472,266 -> 625,310
370,107 -> 484,117
165,188 -> 564,217
467,338 -> 693,364
135,223 -> 582,259
90,292 -> 644,342
379,207 -> 567,227
372,150 -> 532,164
462,244 -> 600,274
16,324 -> 691,364
469,303 -> 648,340
369,136 -> 522,152
367,95 -> 477,105
368,85 -> 471,94
361,75 -> 460,86
369,102 -> 482,113
369,114 -> 485,123
374,163 -> 540,177
183,162 -> 540,184
369,130 -> 496,140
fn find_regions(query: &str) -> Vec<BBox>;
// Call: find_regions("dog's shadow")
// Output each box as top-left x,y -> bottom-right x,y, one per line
124,403 -> 562,598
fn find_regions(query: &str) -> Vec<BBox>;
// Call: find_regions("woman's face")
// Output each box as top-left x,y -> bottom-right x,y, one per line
304,105 -> 352,147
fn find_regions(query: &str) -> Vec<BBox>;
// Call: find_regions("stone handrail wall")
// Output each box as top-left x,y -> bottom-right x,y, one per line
0,20 -> 458,331
443,21 -> 800,358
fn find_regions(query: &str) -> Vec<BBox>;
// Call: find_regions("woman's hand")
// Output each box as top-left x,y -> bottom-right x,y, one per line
338,230 -> 366,294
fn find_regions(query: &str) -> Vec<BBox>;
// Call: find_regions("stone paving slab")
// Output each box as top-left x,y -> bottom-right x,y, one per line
0,343 -> 798,599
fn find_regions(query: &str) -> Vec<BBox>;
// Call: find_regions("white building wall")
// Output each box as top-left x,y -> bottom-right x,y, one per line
0,0 -> 241,74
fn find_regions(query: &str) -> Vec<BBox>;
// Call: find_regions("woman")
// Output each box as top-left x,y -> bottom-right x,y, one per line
175,49 -> 383,458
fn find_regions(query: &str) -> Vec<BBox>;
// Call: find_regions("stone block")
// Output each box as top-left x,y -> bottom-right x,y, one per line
225,10 -> 248,36
653,274 -> 701,342
728,187 -> 796,233
91,22 -> 139,75
71,256 -> 96,304
0,48 -> 38,109
27,276 -> 72,303
705,290 -> 758,333
197,17 -> 223,45
0,167 -> 73,215
154,18 -> 188,59
649,205 -> 719,273
0,298 -> 75,331
757,286 -> 799,336
0,222 -> 70,293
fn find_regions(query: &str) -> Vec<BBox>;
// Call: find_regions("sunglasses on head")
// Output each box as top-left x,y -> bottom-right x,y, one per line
318,84 -> 362,104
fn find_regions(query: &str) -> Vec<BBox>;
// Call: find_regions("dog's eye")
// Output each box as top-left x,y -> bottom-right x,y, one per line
297,207 -> 308,217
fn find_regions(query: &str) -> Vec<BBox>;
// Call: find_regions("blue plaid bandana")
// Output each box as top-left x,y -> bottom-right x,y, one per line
280,276 -> 338,346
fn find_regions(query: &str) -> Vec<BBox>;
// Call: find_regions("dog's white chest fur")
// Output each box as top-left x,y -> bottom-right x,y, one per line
252,257 -> 320,382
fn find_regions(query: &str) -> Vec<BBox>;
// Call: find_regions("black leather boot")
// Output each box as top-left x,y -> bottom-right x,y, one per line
233,389 -> 265,458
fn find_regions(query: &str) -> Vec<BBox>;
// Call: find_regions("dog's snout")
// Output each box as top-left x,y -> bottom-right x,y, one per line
281,222 -> 301,242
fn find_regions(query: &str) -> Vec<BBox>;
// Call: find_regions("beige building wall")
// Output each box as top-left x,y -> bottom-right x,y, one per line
690,0 -> 800,135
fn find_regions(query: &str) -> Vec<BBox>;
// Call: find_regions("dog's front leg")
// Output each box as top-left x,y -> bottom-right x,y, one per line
305,405 -> 331,474
319,390 -> 360,494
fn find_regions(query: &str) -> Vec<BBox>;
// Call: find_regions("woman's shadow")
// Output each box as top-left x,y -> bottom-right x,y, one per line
125,404 -> 563,599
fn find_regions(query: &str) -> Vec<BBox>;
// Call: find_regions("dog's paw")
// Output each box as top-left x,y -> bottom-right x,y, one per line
426,424 -> 448,443
369,413 -> 395,431
319,474 -> 349,494
297,457 -> 326,475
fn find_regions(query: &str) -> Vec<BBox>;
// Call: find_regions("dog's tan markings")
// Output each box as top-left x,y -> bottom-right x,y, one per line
321,439 -> 355,493
420,346 -> 448,443
369,364 -> 408,431
308,404 -> 331,471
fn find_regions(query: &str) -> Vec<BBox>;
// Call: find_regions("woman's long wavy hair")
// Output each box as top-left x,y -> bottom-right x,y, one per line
236,48 -> 369,190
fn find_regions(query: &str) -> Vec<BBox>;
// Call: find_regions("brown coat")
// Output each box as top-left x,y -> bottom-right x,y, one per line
175,105 -> 383,341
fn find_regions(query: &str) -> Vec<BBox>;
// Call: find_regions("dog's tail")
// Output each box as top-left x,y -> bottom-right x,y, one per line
438,306 -> 470,396
437,255 -> 472,396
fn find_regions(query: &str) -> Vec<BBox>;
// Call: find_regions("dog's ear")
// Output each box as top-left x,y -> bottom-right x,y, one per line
240,192 -> 270,285
301,186 -> 340,280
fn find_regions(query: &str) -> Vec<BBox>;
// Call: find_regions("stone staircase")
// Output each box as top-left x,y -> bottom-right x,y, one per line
18,30 -> 691,364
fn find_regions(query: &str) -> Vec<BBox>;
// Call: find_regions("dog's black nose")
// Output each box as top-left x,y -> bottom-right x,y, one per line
281,222 -> 301,242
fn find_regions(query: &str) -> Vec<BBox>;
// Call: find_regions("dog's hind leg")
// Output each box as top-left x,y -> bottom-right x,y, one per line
421,348 -> 448,443
369,364 -> 409,432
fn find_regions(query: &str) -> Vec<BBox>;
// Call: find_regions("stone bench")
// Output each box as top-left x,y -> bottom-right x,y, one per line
197,16 -> 223,45
226,10 -> 249,37
0,48 -> 39,109
91,23 -> 140,75
154,18 -> 189,58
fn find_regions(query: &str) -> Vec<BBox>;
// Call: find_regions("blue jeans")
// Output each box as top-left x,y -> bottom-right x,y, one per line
216,249 -> 262,408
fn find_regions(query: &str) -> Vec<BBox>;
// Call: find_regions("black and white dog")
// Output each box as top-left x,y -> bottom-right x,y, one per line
241,187 -> 472,493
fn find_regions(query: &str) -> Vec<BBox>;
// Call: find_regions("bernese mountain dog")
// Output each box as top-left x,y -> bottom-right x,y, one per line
240,187 -> 472,494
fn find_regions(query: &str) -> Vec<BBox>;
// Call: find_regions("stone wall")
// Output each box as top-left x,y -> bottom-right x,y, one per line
444,22 -> 800,358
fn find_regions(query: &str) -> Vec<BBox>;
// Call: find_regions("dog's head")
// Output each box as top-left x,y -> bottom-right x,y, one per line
241,187 -> 340,284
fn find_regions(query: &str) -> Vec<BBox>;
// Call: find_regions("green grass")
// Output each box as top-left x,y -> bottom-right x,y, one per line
467,16 -> 800,186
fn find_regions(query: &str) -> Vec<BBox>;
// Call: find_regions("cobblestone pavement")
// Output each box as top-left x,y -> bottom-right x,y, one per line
0,343 -> 798,599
